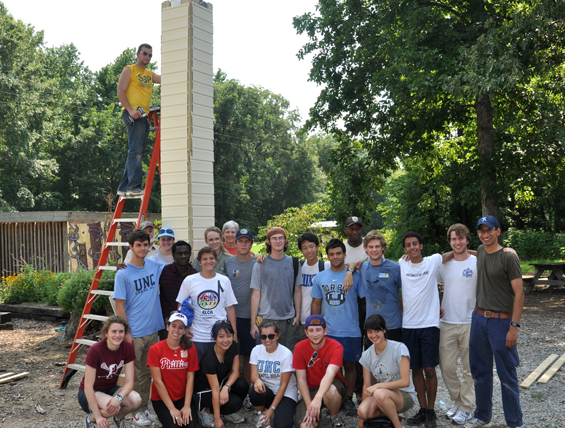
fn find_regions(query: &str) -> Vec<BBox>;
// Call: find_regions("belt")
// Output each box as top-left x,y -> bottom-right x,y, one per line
474,307 -> 512,319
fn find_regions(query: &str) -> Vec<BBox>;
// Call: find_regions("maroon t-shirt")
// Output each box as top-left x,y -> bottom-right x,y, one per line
159,263 -> 198,322
293,337 -> 345,389
78,339 -> 136,392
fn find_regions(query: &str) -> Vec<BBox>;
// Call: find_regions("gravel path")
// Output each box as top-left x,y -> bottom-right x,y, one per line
0,290 -> 564,428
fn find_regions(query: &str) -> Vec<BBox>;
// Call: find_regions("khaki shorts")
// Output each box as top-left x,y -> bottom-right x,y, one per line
399,390 -> 414,413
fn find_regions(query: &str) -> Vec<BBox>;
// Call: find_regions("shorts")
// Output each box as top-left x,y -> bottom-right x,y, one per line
236,317 -> 255,357
327,335 -> 362,363
402,327 -> 440,369
77,385 -> 121,413
294,379 -> 346,425
399,390 -> 414,413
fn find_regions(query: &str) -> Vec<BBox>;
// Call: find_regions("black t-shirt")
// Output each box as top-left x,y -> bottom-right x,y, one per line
194,341 -> 238,392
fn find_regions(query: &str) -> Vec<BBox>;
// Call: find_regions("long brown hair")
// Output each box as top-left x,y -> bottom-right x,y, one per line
167,319 -> 193,349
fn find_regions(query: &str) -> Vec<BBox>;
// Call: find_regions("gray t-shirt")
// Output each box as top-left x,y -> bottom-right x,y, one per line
225,256 -> 257,318
359,340 -> 417,402
149,252 -> 173,265
250,255 -> 302,320
193,251 -> 228,276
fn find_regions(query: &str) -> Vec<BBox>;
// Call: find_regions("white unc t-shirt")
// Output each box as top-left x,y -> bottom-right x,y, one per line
438,256 -> 477,324
300,260 -> 331,324
249,343 -> 298,401
398,254 -> 442,329
176,273 -> 238,343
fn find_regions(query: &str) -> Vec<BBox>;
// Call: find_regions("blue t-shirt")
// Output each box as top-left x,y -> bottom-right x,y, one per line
311,268 -> 364,337
113,258 -> 166,338
360,258 -> 402,330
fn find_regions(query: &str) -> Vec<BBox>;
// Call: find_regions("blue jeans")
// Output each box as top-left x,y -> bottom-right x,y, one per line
117,110 -> 149,192
469,311 -> 522,427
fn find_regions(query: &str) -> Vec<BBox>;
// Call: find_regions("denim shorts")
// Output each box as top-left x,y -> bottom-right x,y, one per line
402,327 -> 440,369
236,317 -> 255,357
327,335 -> 362,363
77,385 -> 121,413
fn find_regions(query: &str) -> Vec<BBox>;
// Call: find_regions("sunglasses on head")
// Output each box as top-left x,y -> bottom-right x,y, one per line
160,228 -> 174,234
308,351 -> 318,367
140,51 -> 153,58
260,334 -> 276,340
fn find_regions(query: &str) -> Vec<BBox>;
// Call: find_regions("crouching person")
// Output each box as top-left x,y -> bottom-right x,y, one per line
78,316 -> 141,428
293,315 -> 346,428
357,315 -> 416,428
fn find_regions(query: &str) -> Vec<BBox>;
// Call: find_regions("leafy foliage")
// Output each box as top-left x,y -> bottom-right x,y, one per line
0,265 -> 70,305
57,269 -> 115,314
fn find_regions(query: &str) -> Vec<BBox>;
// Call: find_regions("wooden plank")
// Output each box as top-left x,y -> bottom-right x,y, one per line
0,372 -> 30,384
0,372 -> 14,379
520,354 -> 559,389
538,352 -> 565,384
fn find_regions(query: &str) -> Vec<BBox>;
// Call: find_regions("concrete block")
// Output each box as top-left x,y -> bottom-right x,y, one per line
162,51 -> 189,65
161,93 -> 189,107
193,48 -> 213,66
161,172 -> 191,185
162,27 -> 189,43
161,82 -> 189,97
193,217 -> 214,228
192,104 -> 213,119
192,148 -> 214,162
190,171 -> 214,184
161,149 -> 189,162
161,127 -> 189,141
162,38 -> 189,53
161,183 -> 189,195
190,159 -> 213,173
191,116 -> 214,132
193,125 -> 214,139
192,205 -> 214,218
191,183 -> 214,195
163,6 -> 189,22
193,59 -> 213,76
192,38 -> 213,56
164,71 -> 190,85
192,136 -> 213,150
193,81 -> 213,98
192,3 -> 213,23
192,70 -> 213,86
193,26 -> 213,45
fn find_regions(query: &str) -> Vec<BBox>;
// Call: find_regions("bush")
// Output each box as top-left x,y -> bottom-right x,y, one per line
57,269 -> 115,314
503,228 -> 565,260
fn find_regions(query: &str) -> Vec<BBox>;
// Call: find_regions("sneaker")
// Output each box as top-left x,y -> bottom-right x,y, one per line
466,418 -> 492,427
117,190 -> 126,196
406,408 -> 427,426
144,409 -> 161,426
133,411 -> 152,426
330,415 -> 345,428
244,395 -> 254,411
113,416 -> 126,428
85,415 -> 98,428
445,405 -> 458,419
255,412 -> 271,428
223,411 -> 245,424
126,188 -> 144,196
199,409 -> 215,427
451,410 -> 471,425
343,397 -> 357,416
424,409 -> 437,428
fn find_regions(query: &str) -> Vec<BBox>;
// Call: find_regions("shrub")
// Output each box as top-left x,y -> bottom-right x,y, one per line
57,269 -> 115,314
0,265 -> 52,304
503,228 -> 565,260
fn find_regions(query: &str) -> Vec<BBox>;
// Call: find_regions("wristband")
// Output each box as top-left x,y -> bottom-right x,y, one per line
114,393 -> 123,403
224,383 -> 231,392
270,405 -> 276,410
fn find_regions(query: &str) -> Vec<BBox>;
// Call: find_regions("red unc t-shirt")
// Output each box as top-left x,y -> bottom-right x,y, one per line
147,340 -> 199,402
78,339 -> 136,392
293,337 -> 345,390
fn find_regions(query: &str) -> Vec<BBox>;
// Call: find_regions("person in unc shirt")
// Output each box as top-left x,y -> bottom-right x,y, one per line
311,238 -> 364,417
114,228 -> 166,426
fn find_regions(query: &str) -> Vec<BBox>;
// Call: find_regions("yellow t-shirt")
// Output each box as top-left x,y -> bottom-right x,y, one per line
124,65 -> 154,114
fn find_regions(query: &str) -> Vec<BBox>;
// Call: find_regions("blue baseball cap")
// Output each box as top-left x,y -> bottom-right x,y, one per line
305,314 -> 326,328
158,227 -> 175,238
236,228 -> 254,241
477,215 -> 499,229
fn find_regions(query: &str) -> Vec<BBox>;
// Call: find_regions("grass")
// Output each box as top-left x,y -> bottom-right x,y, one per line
520,259 -> 564,275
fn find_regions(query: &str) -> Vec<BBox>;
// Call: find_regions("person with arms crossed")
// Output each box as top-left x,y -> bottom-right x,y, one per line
468,216 -> 524,428
311,238 -> 364,416
114,229 -> 166,426
116,43 -> 160,196
293,315 -> 347,428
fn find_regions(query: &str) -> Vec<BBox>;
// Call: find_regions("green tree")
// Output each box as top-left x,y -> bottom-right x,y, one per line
295,0 -> 565,223
213,71 -> 326,233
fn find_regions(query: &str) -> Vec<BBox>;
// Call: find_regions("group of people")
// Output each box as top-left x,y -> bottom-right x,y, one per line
78,213 -> 525,428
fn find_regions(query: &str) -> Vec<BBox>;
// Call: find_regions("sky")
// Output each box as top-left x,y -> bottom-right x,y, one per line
3,0 -> 322,124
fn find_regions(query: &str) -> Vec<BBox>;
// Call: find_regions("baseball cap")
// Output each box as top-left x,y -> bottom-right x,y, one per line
158,227 -> 175,238
305,314 -> 326,328
477,215 -> 499,229
345,216 -> 363,227
236,228 -> 254,241
168,312 -> 188,326
139,221 -> 154,230
267,227 -> 286,239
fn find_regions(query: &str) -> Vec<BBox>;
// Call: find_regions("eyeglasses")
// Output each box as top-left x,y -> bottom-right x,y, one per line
160,228 -> 174,234
140,51 -> 153,58
259,334 -> 276,340
477,228 -> 496,235
308,351 -> 318,367
270,236 -> 285,242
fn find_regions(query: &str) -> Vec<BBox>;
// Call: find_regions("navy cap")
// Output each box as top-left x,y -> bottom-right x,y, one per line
477,215 -> 499,229
236,228 -> 254,241
305,314 -> 326,328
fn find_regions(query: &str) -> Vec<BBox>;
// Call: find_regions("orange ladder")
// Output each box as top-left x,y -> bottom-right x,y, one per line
60,106 -> 161,388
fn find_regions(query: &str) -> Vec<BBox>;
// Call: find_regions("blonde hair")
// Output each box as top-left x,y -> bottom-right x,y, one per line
363,230 -> 387,250
204,226 -> 230,255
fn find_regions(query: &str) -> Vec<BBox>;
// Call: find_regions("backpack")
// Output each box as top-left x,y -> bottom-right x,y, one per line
364,416 -> 394,428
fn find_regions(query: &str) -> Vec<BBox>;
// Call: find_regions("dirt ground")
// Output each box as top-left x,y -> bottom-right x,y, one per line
1,290 -> 564,428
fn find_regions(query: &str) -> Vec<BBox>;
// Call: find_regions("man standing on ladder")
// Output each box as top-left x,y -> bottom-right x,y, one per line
116,43 -> 161,196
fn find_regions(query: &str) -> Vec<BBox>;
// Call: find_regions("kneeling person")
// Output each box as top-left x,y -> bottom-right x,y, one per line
293,315 -> 346,428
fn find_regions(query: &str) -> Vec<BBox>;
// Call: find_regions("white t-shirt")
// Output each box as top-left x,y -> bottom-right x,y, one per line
300,260 -> 331,324
344,241 -> 367,266
398,254 -> 442,329
249,343 -> 298,401
438,256 -> 477,324
176,273 -> 238,343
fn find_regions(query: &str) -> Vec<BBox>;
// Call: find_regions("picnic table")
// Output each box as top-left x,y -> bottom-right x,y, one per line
523,262 -> 565,292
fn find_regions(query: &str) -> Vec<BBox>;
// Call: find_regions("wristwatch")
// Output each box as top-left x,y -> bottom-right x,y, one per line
224,383 -> 231,392
114,393 -> 123,403
347,267 -> 354,273
510,321 -> 520,328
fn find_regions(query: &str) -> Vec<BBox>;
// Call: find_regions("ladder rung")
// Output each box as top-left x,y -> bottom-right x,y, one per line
150,126 -> 158,131
75,339 -> 97,347
97,266 -> 117,271
119,195 -> 143,200
114,218 -> 139,223
100,279 -> 115,283
67,363 -> 125,378
150,105 -> 160,112
90,290 -> 114,296
83,314 -> 109,322
106,242 -> 129,247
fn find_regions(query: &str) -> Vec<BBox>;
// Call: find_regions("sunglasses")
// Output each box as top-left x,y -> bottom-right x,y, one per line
260,334 -> 276,340
160,228 -> 174,234
308,351 -> 318,367
140,51 -> 153,58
